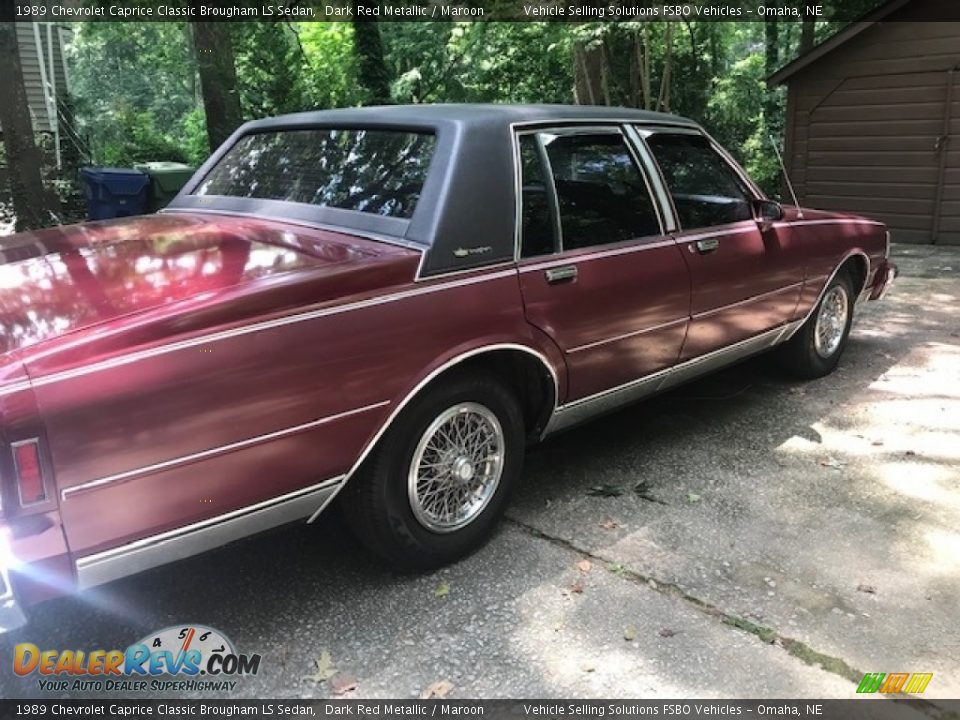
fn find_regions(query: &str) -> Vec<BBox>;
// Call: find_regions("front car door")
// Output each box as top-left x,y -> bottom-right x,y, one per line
640,128 -> 803,361
515,125 -> 691,407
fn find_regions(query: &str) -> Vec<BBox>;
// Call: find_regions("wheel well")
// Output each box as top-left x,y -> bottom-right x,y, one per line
839,253 -> 869,296
442,349 -> 557,441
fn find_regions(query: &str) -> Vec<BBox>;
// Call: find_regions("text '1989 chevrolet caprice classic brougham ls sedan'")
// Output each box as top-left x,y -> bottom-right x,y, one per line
0,104 -> 896,630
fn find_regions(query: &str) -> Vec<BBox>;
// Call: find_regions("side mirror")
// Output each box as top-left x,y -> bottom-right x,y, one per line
753,199 -> 783,230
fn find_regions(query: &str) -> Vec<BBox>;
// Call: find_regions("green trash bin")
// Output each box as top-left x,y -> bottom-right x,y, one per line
134,162 -> 196,212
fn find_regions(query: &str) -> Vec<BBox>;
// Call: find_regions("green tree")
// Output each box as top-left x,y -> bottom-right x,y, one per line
0,21 -> 58,231
352,1 -> 393,105
191,17 -> 243,150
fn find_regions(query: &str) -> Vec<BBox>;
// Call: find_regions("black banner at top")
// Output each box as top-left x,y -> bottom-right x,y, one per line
4,0 -> 960,22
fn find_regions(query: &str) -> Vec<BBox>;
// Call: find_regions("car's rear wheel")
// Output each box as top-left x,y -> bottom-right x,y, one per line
779,271 -> 855,379
340,372 -> 524,570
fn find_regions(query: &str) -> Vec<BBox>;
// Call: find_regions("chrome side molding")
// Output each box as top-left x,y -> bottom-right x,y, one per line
75,475 -> 345,590
544,322 -> 800,436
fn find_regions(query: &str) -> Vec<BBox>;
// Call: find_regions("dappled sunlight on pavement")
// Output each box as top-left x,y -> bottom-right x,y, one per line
513,246 -> 960,700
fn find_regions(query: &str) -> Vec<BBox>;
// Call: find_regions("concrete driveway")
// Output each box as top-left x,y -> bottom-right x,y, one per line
2,244 -> 958,704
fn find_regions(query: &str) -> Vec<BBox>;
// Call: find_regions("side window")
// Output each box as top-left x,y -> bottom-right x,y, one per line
541,133 -> 661,251
518,135 -> 557,258
645,133 -> 753,229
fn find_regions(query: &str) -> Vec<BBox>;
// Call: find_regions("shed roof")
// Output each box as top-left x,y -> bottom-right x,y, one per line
767,0 -> 913,86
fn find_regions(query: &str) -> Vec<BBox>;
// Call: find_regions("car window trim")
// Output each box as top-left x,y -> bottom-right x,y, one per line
635,126 -> 764,233
512,124 -> 667,261
623,125 -> 678,233
532,134 -> 564,255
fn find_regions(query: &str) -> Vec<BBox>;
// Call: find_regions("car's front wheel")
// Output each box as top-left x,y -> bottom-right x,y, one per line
340,372 -> 524,570
779,271 -> 855,379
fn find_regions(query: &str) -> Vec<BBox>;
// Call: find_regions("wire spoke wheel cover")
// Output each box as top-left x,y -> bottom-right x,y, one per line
408,402 -> 505,533
814,284 -> 849,358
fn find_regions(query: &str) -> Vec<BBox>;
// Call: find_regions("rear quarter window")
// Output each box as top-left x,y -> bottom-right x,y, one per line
194,128 -> 436,219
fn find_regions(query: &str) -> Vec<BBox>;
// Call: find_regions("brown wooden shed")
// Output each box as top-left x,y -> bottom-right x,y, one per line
769,0 -> 960,245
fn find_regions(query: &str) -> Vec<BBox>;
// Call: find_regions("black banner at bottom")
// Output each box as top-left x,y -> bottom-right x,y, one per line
0,700 -> 957,720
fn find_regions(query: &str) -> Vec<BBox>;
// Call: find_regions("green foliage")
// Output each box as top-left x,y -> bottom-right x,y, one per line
234,23 -> 308,116
295,23 -> 364,109
60,17 -> 861,200
68,22 -> 199,166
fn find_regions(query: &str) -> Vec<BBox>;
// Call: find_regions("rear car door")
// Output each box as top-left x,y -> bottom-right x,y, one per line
641,129 -> 802,360
516,126 -> 690,402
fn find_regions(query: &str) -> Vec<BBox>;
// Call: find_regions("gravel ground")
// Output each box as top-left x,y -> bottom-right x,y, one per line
1,244 -> 958,704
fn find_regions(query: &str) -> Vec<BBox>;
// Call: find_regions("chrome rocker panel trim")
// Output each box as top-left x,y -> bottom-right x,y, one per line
544,321 -> 801,436
76,475 -> 345,590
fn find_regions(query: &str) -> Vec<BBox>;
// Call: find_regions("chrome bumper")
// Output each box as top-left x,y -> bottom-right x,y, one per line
872,262 -> 898,301
0,566 -> 27,634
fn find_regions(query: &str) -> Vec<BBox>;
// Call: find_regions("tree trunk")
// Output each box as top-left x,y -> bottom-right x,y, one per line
800,17 -> 816,53
657,23 -> 674,112
573,41 -> 604,106
0,21 -> 57,232
352,0 -> 392,105
640,26 -> 652,110
190,18 -> 242,152
764,19 -> 779,77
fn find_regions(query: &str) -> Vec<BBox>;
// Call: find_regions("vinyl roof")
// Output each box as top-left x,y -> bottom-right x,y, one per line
240,103 -> 699,130
169,104 -> 701,277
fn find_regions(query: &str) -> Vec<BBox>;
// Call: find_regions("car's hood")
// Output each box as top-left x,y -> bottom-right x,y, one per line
0,212 -> 418,355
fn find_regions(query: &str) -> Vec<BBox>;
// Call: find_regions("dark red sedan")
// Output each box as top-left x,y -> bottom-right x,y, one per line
0,105 -> 896,630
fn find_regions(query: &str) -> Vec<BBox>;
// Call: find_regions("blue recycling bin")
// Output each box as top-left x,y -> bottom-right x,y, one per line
80,167 -> 150,220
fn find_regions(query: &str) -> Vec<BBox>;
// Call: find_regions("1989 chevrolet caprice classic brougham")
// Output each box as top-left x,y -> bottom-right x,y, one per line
0,105 -> 896,629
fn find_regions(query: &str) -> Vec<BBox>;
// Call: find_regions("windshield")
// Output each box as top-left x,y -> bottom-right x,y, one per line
194,128 -> 436,219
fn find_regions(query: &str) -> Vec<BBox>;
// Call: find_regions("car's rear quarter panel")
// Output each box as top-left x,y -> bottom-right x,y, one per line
24,262 -> 548,560
0,359 -> 72,604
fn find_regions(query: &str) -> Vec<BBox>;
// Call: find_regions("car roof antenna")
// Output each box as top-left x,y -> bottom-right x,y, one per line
770,135 -> 804,219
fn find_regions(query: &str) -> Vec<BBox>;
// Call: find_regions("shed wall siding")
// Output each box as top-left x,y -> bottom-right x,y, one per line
785,11 -> 960,244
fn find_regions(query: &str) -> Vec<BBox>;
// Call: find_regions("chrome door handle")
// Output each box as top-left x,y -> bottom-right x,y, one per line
545,265 -> 578,284
695,238 -> 719,254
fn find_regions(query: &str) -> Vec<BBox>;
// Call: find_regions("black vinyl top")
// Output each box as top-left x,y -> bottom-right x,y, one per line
168,104 -> 700,277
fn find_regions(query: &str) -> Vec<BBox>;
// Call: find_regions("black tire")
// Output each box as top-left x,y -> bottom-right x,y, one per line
340,372 -> 525,571
779,271 -> 855,379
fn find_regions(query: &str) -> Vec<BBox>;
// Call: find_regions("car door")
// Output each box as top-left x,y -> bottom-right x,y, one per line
641,129 -> 803,361
515,126 -> 691,402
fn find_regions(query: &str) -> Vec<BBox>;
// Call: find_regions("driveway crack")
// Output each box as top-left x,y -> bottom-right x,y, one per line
506,516 -> 955,720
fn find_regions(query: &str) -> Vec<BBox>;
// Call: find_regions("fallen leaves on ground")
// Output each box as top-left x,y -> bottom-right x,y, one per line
577,559 -> 593,573
819,457 -> 847,470
303,650 -> 337,683
587,484 -> 625,497
435,582 -> 451,598
634,481 -> 667,504
330,672 -> 358,695
420,680 -> 454,699
623,625 -> 637,641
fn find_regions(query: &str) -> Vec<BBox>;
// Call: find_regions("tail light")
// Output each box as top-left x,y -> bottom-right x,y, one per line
12,440 -> 46,506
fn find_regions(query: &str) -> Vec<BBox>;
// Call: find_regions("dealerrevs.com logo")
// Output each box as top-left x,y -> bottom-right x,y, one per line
13,625 -> 262,693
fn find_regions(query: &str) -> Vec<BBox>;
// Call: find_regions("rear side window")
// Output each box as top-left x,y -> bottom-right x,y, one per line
518,135 -> 558,258
518,131 -> 661,257
645,133 -> 753,229
544,133 -> 661,251
195,129 -> 436,219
